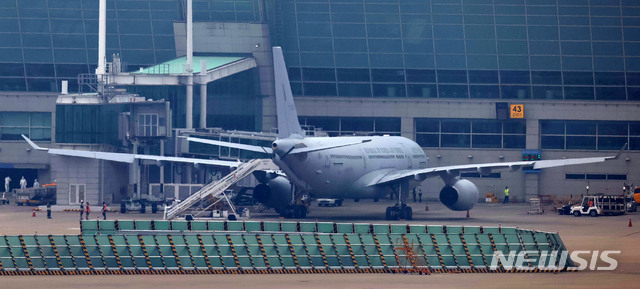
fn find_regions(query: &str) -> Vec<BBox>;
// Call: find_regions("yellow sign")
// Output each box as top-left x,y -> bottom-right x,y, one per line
510,104 -> 524,119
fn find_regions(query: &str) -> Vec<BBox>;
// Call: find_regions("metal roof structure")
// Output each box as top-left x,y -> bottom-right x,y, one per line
107,56 -> 257,86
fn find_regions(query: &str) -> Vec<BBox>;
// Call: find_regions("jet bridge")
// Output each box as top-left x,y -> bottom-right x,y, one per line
163,159 -> 279,220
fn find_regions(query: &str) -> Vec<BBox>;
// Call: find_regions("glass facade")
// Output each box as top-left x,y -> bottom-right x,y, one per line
281,0 -> 640,101
0,112 -> 51,141
540,120 -> 640,150
0,0 -> 262,92
56,103 -> 127,145
415,118 -> 526,149
299,116 -> 401,136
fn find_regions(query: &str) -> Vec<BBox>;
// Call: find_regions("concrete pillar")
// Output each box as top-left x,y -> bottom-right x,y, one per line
524,173 -> 540,202
525,118 -> 540,201
199,83 -> 207,128
186,80 -> 193,129
401,117 -> 414,140
526,119 -> 539,150
130,141 -> 140,199
159,140 -> 165,184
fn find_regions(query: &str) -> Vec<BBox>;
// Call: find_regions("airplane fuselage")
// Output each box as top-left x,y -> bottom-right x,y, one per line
274,135 -> 428,199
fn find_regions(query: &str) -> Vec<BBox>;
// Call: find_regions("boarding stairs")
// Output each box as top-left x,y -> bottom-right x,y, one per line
164,159 -> 279,220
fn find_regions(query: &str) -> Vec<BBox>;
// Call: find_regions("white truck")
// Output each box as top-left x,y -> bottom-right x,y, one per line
570,195 -> 626,217
317,198 -> 343,207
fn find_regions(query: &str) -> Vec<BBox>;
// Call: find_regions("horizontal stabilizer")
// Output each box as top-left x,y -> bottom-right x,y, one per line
184,137 -> 273,154
288,139 -> 371,155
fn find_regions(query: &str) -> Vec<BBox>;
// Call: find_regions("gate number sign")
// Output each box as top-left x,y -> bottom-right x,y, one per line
510,104 -> 524,119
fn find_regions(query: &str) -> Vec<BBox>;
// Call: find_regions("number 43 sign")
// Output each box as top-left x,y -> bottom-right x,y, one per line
510,104 -> 524,119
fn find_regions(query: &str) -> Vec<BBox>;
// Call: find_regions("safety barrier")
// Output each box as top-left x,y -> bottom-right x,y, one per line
0,222 -> 574,275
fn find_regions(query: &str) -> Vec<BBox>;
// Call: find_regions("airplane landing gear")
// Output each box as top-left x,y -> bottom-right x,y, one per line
386,182 -> 413,220
278,204 -> 308,218
386,204 -> 413,220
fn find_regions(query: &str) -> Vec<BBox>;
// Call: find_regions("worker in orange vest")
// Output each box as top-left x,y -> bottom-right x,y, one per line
102,202 -> 107,220
85,202 -> 90,220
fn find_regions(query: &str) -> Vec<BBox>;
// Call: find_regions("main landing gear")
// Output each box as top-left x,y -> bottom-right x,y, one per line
278,186 -> 309,219
385,182 -> 413,220
278,204 -> 307,219
386,204 -> 413,220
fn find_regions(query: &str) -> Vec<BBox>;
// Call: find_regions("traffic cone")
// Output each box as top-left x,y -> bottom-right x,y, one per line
32,209 -> 36,217
629,219 -> 633,228
466,210 -> 470,218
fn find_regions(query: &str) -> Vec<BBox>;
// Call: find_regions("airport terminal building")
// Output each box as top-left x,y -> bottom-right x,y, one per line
0,0 -> 639,206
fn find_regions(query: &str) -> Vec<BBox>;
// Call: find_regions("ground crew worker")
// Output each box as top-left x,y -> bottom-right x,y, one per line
503,186 -> 510,204
4,176 -> 10,193
412,187 -> 417,202
85,202 -> 90,220
417,185 -> 423,202
79,201 -> 84,220
47,203 -> 52,219
102,202 -> 107,220
19,176 -> 27,189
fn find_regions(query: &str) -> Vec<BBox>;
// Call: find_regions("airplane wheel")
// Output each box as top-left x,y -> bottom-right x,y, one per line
386,207 -> 393,220
399,207 -> 412,220
293,205 -> 307,218
405,207 -> 413,221
280,207 -> 294,218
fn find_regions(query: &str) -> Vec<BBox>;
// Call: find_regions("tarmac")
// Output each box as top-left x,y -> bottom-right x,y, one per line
0,198 -> 638,289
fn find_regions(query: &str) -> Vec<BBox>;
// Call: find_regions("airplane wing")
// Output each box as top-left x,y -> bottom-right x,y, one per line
371,155 -> 617,186
22,135 -> 240,167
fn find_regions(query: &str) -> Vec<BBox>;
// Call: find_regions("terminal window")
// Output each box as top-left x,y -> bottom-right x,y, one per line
0,112 -> 51,141
415,118 -> 526,149
138,114 -> 158,137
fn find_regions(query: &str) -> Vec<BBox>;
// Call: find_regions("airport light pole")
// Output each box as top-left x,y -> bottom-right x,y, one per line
586,182 -> 590,196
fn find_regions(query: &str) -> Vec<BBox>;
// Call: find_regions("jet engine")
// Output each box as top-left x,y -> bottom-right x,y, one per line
439,179 -> 479,211
252,175 -> 292,214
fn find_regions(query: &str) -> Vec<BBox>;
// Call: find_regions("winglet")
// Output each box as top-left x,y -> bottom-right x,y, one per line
614,143 -> 628,159
21,134 -> 48,151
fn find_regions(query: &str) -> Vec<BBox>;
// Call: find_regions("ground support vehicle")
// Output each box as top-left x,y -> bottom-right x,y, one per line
570,195 -> 626,217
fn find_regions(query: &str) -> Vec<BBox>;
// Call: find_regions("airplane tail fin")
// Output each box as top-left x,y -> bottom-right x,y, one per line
273,47 -> 304,139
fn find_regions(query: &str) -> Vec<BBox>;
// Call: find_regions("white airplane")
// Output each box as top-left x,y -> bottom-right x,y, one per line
184,47 -> 620,220
23,47 -> 620,220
